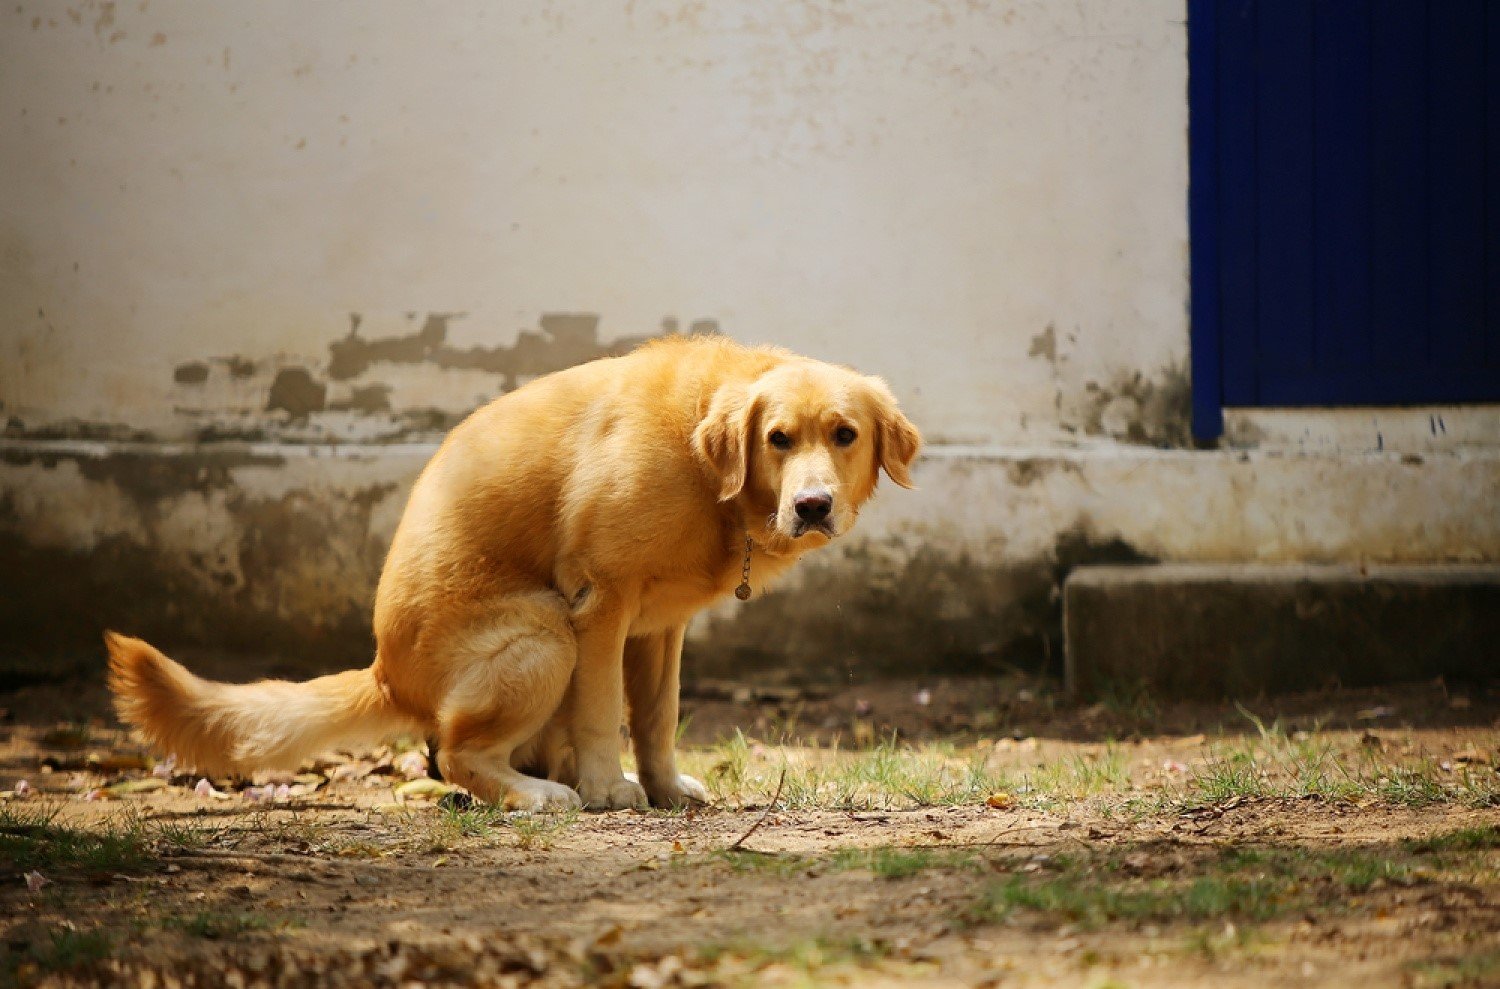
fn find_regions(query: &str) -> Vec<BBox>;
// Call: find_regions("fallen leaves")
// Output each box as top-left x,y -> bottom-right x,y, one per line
393,778 -> 459,802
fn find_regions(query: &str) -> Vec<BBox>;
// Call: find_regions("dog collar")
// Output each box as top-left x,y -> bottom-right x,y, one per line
735,533 -> 753,600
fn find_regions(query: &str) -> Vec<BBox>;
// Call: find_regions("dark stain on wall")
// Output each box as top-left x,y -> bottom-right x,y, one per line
1,419 -> 158,443
0,529 -> 373,689
0,459 -> 399,684
173,361 -> 210,385
326,312 -> 658,391
1027,323 -> 1057,363
0,445 -> 1151,689
329,384 -> 393,414
267,367 -> 328,419
225,356 -> 257,378
2,446 -> 287,512
1077,362 -> 1193,448
688,530 -> 1154,685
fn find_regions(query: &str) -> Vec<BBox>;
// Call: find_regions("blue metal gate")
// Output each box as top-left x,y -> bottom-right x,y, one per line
1189,0 -> 1500,439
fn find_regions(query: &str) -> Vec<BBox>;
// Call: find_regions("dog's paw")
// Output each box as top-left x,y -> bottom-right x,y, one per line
576,775 -> 649,812
502,777 -> 582,813
643,772 -> 710,809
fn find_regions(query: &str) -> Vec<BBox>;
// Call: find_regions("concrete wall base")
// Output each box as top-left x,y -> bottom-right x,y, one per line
1064,564 -> 1500,701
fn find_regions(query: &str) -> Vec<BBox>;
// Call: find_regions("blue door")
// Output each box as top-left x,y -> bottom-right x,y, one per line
1189,0 -> 1500,439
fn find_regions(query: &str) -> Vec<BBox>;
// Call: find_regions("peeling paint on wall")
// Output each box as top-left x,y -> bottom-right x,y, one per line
172,361 -> 209,385
266,367 -> 327,419
326,312 -> 657,391
1073,363 -> 1193,448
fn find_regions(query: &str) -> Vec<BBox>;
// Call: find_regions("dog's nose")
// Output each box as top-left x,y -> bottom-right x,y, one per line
794,490 -> 833,523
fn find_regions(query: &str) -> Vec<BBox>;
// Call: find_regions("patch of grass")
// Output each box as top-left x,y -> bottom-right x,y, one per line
0,929 -> 113,981
1407,949 -> 1500,989
964,872 -> 1296,929
687,734 -> 1011,812
512,807 -> 578,850
826,846 -> 978,879
711,844 -> 978,880
961,842 -> 1426,931
1024,747 -> 1132,803
0,803 -> 153,875
1191,748 -> 1272,803
1405,824 -> 1500,854
162,910 -> 276,940
681,729 -> 1489,816
691,933 -> 897,980
422,801 -> 578,851
1375,765 -> 1450,807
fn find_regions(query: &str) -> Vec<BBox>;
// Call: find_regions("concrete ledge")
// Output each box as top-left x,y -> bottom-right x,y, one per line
1064,564 -> 1500,701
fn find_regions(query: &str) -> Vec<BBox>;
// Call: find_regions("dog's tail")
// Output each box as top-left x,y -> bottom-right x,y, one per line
105,632 -> 423,775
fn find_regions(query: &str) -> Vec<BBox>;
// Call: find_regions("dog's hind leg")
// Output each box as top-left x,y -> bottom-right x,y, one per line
431,593 -> 581,812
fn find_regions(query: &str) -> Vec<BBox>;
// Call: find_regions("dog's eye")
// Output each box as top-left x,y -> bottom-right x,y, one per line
834,426 -> 857,446
768,430 -> 792,450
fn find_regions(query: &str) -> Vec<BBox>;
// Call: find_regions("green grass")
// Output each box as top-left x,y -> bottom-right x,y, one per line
1405,824 -> 1500,854
685,732 -> 1010,812
689,933 -> 898,982
0,928 -> 114,981
682,722 -> 1497,815
512,807 -> 579,850
161,910 -> 277,940
712,844 -> 979,880
825,846 -> 977,879
959,842 -> 1427,931
1406,949 -> 1500,989
419,801 -> 579,851
0,803 -> 154,875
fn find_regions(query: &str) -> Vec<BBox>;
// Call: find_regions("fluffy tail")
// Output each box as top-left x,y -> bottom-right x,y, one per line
105,632 -> 422,775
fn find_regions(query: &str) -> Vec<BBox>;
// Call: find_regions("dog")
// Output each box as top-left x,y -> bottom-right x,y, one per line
106,335 -> 921,811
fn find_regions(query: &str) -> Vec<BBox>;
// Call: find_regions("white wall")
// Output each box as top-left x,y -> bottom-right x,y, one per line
1,0 -> 1188,446
2,1 -> 1495,671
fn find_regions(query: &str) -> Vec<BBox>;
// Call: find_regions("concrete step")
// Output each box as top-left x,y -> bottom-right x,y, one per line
1064,564 -> 1500,701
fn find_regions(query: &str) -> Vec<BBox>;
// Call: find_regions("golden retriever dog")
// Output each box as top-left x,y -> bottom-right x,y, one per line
106,336 -> 920,811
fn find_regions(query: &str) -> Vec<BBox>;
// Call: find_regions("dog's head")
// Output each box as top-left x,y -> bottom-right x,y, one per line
694,359 -> 920,547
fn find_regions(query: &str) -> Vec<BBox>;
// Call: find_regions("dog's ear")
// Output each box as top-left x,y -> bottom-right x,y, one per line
867,377 -> 921,489
693,382 -> 758,501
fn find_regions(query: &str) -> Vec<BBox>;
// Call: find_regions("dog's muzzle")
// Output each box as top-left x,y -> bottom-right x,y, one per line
790,489 -> 836,539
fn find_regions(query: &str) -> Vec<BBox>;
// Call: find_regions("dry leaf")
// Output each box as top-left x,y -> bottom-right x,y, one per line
394,778 -> 458,801
985,792 -> 1016,809
104,777 -> 167,796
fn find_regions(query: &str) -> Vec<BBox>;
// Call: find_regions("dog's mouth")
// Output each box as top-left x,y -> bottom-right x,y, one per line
792,519 -> 836,539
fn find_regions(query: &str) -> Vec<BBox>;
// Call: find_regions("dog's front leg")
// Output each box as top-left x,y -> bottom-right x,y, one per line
625,626 -> 709,808
570,599 -> 648,811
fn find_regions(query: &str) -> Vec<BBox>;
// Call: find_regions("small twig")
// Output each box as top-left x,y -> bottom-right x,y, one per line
728,767 -> 787,851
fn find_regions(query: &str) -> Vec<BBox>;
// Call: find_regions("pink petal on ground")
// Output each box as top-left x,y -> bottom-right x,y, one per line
395,750 -> 429,780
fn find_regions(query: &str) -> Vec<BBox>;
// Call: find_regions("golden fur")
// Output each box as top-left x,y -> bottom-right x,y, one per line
107,336 -> 921,810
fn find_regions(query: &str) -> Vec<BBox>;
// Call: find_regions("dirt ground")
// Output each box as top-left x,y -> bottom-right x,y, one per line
1,671 -> 1497,988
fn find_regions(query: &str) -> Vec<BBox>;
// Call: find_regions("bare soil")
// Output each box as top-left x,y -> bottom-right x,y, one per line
1,673 -> 1497,988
